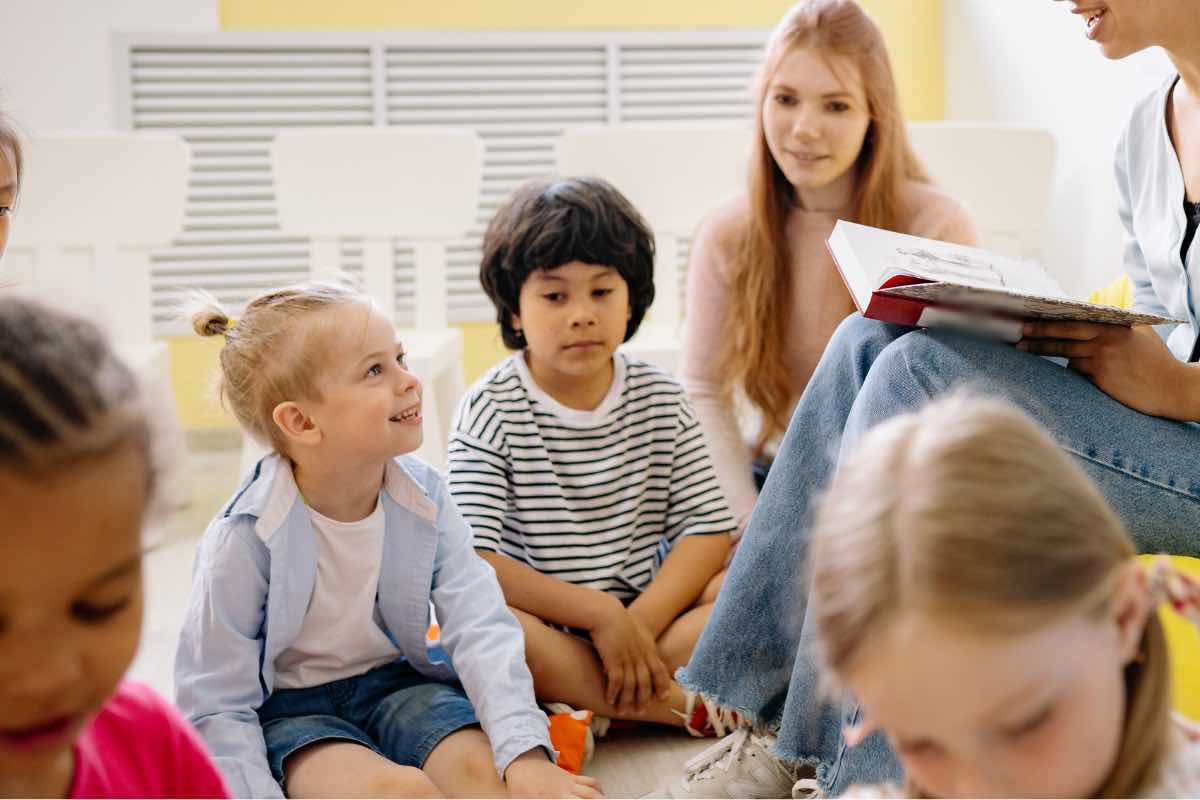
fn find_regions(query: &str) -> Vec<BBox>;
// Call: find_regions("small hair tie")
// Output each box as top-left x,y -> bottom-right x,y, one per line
223,316 -> 238,336
1146,555 -> 1200,631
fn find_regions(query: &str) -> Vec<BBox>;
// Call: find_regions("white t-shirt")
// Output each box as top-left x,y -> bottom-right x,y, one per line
274,501 -> 400,690
448,352 -> 734,601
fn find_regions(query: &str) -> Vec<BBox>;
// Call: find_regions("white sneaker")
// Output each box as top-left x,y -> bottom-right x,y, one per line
644,728 -> 798,799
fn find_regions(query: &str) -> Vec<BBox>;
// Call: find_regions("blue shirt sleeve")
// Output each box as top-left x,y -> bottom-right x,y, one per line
174,518 -> 281,798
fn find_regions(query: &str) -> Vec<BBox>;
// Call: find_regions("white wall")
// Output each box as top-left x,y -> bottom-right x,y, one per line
943,0 -> 1173,296
0,0 -> 217,134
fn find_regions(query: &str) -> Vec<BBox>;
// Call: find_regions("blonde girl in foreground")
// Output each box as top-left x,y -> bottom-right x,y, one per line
808,395 -> 1200,797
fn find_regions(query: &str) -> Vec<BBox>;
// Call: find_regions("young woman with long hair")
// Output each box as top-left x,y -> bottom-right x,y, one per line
681,0 -> 976,530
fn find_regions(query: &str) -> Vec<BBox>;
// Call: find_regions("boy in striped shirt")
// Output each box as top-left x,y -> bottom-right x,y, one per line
448,177 -> 736,743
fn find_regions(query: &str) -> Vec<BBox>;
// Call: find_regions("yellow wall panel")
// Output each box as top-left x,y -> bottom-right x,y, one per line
458,320 -> 512,382
169,337 -> 235,429
220,0 -> 944,119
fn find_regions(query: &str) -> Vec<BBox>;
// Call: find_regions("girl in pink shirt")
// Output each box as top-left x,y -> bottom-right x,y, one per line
0,255 -> 228,795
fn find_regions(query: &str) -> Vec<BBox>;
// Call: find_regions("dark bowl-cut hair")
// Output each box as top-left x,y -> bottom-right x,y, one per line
479,176 -> 656,350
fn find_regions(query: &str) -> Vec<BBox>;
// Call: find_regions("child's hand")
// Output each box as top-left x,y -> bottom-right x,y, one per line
505,750 -> 604,798
588,595 -> 672,713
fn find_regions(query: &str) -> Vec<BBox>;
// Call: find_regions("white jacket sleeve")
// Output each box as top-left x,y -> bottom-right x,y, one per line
1114,127 -> 1171,320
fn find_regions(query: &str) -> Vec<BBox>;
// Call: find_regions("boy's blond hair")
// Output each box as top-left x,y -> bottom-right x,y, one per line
188,280 -> 365,454
808,394 -> 1170,797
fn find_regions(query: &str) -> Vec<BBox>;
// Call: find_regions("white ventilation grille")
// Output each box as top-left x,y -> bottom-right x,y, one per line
618,44 -> 760,123
129,46 -> 374,328
118,33 -> 764,333
386,45 -> 609,321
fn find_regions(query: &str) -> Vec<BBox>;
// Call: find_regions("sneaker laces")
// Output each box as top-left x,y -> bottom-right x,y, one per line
680,727 -> 777,786
676,690 -> 743,738
682,728 -> 751,785
705,700 -> 742,738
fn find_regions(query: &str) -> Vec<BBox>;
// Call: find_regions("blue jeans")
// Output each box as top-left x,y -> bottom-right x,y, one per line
677,314 -> 1200,796
257,660 -> 479,789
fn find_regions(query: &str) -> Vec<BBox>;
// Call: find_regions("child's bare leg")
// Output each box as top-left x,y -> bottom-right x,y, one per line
422,727 -> 508,798
284,740 -> 443,798
657,602 -> 716,673
511,607 -> 688,726
699,569 -> 726,605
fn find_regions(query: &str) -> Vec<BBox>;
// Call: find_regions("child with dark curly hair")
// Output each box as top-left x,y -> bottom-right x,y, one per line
448,177 -> 735,743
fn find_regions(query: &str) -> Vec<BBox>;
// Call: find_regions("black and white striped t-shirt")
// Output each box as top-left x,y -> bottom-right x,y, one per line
447,352 -> 734,600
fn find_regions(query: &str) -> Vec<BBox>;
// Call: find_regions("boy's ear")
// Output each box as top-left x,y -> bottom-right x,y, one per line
1112,560 -> 1153,666
272,401 -> 321,448
511,311 -> 523,334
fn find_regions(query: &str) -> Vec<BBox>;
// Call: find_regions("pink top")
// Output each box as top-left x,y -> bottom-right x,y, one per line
680,182 -> 978,529
70,681 -> 229,799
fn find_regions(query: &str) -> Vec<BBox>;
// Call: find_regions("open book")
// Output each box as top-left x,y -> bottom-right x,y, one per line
826,221 -> 1182,342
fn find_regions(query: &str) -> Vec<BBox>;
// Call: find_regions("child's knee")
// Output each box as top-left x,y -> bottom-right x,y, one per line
427,728 -> 505,793
462,741 -> 499,784
367,764 -> 442,798
700,570 -> 726,605
509,605 -> 543,630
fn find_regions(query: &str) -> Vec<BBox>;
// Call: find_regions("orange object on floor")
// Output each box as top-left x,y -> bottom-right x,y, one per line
547,708 -> 594,774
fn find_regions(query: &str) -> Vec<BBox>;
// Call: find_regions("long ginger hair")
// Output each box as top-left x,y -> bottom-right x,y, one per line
723,0 -> 929,456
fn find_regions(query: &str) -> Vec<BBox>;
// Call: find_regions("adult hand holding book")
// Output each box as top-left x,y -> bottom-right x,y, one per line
826,221 -> 1199,419
1017,319 -> 1199,419
825,221 -> 1183,342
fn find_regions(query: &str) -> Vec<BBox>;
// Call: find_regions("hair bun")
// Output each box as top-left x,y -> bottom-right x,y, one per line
191,307 -> 229,337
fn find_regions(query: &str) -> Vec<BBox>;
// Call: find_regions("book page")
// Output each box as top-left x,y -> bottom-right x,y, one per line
881,282 -> 1182,326
829,220 -> 1067,299
824,223 -> 874,311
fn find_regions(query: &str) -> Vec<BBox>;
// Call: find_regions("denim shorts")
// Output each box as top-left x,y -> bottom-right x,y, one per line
257,660 -> 479,787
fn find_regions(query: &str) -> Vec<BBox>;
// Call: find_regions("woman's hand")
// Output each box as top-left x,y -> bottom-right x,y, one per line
504,750 -> 605,798
587,594 -> 672,713
1017,321 -> 1194,419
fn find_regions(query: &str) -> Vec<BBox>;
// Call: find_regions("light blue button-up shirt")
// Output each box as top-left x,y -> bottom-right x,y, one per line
174,453 -> 553,798
1116,74 -> 1200,360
